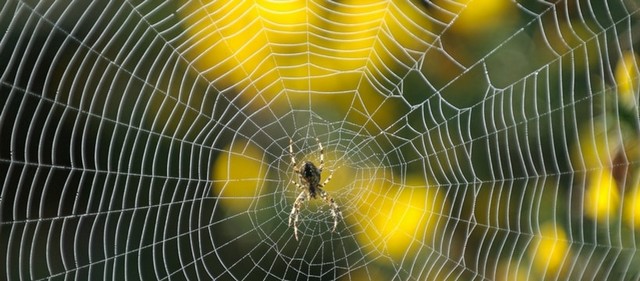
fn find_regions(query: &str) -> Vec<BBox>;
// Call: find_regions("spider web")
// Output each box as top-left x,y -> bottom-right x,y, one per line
1,0 -> 640,280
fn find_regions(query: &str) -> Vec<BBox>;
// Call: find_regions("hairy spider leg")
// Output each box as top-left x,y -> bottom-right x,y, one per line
289,190 -> 308,241
290,179 -> 303,189
289,138 -> 297,171
318,188 -> 341,232
318,169 -> 333,187
289,138 -> 305,189
316,138 -> 324,171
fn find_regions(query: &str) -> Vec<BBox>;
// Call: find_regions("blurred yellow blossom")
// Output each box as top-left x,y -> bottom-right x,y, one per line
211,140 -> 266,213
178,0 -> 433,133
615,51 -> 640,107
352,174 -> 446,260
584,169 -> 620,223
434,0 -> 517,35
531,222 -> 570,277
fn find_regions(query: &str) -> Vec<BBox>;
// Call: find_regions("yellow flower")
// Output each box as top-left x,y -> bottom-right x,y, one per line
353,175 -> 446,260
584,169 -> 620,223
615,51 -> 640,108
433,0 -> 517,36
178,1 -> 434,133
211,140 -> 266,213
531,223 -> 570,276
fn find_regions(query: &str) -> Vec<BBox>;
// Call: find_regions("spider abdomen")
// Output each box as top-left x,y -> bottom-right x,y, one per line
300,161 -> 321,197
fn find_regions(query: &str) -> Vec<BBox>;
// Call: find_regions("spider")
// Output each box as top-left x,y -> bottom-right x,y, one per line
288,137 -> 341,241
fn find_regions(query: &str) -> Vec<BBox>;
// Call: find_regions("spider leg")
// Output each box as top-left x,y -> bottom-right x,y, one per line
289,190 -> 307,241
318,188 -> 341,233
289,138 -> 297,168
290,179 -> 303,189
316,138 -> 324,171
318,169 -> 333,188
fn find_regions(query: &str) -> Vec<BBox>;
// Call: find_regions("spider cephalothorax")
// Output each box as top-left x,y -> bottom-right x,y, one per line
288,138 -> 341,241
